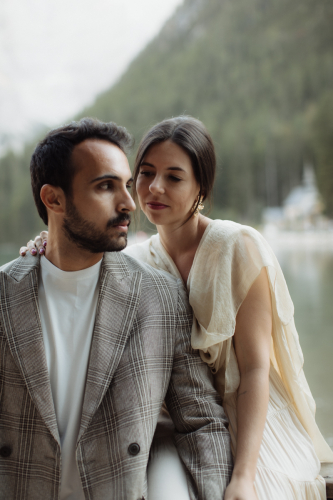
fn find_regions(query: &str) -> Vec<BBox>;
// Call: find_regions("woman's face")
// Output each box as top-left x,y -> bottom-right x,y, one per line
136,140 -> 200,227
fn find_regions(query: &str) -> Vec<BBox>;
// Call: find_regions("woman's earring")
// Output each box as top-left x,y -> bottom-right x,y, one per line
191,196 -> 204,217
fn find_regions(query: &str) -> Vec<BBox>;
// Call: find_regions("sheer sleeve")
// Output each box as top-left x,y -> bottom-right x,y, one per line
187,220 -> 333,462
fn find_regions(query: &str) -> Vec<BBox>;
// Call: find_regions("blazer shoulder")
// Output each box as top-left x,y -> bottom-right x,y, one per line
0,254 -> 40,282
0,257 -> 20,273
123,253 -> 189,314
122,252 -> 179,285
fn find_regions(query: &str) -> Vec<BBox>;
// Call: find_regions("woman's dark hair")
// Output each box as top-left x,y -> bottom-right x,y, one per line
30,117 -> 133,225
132,116 -> 216,216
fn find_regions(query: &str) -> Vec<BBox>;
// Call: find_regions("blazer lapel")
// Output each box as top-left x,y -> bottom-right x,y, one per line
78,252 -> 142,440
0,255 -> 59,444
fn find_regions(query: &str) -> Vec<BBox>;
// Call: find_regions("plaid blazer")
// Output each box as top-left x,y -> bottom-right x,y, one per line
0,252 -> 232,500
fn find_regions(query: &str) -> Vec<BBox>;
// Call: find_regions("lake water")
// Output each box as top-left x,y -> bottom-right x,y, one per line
1,233 -> 332,449
264,232 -> 333,451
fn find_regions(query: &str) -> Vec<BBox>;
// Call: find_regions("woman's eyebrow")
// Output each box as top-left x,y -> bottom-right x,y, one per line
140,162 -> 155,168
167,167 -> 185,172
140,162 -> 185,172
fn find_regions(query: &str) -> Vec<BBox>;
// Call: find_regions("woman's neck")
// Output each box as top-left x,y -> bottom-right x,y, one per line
157,214 -> 211,283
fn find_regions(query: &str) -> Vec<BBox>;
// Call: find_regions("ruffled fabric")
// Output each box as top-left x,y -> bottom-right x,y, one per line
124,220 -> 333,498
226,366 -> 326,499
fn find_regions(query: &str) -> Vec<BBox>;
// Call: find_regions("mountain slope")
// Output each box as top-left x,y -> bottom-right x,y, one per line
78,0 -> 333,218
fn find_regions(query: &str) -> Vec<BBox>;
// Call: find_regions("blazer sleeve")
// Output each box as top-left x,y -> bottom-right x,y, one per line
165,280 -> 233,500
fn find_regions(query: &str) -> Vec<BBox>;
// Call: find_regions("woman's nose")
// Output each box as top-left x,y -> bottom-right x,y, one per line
149,178 -> 165,194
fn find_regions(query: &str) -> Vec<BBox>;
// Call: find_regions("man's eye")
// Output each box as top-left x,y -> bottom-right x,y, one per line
100,182 -> 112,190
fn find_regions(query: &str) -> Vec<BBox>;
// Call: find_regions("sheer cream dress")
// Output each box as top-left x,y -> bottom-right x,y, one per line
124,220 -> 333,500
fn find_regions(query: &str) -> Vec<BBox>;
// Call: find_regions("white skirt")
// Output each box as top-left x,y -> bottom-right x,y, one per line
225,365 -> 326,500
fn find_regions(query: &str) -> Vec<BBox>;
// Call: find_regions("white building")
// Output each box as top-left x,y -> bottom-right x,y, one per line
262,165 -> 328,231
283,165 -> 323,229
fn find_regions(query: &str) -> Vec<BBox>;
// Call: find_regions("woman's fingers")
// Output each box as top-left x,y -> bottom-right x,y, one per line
20,233 -> 48,257
33,235 -> 45,255
40,230 -> 48,246
27,239 -> 39,255
19,240 -> 37,257
19,246 -> 28,256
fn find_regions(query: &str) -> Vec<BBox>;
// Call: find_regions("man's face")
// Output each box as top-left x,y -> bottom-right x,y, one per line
62,139 -> 136,253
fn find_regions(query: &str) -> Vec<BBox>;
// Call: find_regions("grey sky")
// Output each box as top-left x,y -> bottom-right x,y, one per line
0,0 -> 183,149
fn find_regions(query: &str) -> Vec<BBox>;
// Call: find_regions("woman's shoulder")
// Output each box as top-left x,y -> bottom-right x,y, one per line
206,219 -> 263,250
205,220 -> 293,322
200,220 -> 276,283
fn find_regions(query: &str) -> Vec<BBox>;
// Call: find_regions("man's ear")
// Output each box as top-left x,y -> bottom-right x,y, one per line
40,184 -> 66,216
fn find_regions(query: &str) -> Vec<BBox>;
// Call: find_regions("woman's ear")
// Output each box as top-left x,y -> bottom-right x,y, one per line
40,184 -> 66,216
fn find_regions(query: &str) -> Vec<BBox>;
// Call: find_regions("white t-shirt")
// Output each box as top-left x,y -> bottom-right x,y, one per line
38,256 -> 102,500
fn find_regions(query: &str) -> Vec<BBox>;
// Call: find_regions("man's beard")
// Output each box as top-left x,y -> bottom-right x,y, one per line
62,198 -> 130,253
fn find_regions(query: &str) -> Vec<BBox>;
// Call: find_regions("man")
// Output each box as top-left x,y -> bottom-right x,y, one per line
0,118 -> 232,499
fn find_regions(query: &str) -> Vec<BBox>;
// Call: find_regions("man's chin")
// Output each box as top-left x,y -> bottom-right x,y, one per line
104,233 -> 128,253
62,210 -> 129,253
63,227 -> 128,254
86,234 -> 128,254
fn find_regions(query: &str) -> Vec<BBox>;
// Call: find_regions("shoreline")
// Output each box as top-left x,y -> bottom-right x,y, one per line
261,226 -> 333,252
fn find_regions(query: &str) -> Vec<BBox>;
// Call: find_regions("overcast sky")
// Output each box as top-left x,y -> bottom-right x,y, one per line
0,0 -> 183,148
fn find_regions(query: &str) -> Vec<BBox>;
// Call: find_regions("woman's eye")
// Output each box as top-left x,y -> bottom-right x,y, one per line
169,176 -> 181,182
139,170 -> 153,177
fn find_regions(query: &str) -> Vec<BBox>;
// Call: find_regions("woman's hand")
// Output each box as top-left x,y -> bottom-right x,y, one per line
224,475 -> 258,500
20,231 -> 49,256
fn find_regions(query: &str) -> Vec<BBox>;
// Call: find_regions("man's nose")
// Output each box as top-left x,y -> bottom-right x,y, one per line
119,189 -> 136,212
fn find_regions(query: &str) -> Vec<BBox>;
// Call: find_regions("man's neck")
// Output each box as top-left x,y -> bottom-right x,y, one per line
44,227 -> 103,272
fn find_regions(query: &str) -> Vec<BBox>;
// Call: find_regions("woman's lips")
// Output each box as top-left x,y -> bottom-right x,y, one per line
147,202 -> 169,210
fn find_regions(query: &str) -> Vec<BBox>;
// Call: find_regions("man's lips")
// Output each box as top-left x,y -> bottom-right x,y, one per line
147,201 -> 169,210
113,222 -> 129,231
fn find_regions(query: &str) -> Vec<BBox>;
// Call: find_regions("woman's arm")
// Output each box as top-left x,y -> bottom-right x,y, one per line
224,267 -> 272,500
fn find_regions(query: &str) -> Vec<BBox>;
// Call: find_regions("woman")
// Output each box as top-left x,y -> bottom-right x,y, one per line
22,116 -> 333,499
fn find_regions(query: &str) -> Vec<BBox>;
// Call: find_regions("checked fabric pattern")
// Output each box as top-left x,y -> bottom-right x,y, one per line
0,252 -> 232,500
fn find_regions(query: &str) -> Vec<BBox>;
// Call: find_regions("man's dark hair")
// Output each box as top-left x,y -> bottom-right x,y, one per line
30,117 -> 133,225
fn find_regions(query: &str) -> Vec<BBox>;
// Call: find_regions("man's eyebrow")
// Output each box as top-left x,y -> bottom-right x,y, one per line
140,162 -> 185,172
90,174 -> 133,183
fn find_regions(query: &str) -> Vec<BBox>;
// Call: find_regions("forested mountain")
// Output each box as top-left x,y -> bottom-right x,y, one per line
1,0 -> 333,244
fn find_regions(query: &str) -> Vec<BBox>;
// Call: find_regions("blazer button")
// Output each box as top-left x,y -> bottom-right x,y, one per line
128,443 -> 140,456
0,446 -> 12,458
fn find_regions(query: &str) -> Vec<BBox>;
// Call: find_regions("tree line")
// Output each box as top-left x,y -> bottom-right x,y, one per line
1,0 -> 332,244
